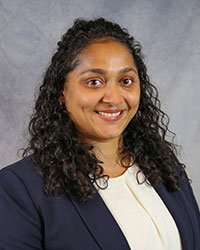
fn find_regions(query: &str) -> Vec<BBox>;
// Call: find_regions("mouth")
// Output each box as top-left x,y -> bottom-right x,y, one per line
96,111 -> 123,117
95,110 -> 125,121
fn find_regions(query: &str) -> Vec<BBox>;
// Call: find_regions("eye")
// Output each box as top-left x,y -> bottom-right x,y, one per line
87,79 -> 103,87
121,78 -> 134,86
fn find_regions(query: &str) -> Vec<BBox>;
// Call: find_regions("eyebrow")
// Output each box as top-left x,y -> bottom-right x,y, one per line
80,67 -> 137,75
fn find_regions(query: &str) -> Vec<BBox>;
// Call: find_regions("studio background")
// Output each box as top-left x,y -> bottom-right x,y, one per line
0,0 -> 199,205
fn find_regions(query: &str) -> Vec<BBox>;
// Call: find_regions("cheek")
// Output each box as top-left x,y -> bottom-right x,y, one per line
127,92 -> 140,108
66,90 -> 99,112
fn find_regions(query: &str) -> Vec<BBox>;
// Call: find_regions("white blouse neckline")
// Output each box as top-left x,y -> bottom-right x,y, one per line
95,164 -> 182,250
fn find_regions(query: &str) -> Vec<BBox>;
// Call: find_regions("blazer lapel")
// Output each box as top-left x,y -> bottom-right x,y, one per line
69,191 -> 131,250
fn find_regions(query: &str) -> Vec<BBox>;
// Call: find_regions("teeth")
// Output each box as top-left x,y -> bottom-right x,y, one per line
97,111 -> 121,117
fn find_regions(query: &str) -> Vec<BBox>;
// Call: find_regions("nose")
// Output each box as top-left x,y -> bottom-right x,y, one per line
102,83 -> 124,106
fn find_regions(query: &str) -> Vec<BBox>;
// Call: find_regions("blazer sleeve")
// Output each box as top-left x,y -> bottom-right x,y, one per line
0,168 -> 43,250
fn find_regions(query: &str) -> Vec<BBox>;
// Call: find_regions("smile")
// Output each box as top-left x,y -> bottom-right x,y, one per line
97,111 -> 122,117
95,110 -> 125,121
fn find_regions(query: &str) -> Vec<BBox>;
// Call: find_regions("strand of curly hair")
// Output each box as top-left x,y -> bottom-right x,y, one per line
23,17 -> 187,203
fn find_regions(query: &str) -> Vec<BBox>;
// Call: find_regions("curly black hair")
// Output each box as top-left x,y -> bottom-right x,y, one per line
23,17 -> 186,203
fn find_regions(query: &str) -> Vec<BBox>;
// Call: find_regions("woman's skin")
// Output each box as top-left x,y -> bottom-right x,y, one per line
60,39 -> 140,177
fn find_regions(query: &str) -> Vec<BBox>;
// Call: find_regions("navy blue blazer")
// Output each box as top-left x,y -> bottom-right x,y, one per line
0,156 -> 199,250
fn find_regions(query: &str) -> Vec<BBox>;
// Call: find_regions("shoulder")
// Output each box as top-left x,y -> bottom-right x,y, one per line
171,164 -> 194,195
1,155 -> 39,178
0,156 -> 45,248
0,155 -> 43,194
0,155 -> 72,210
173,165 -> 193,191
172,165 -> 200,217
0,155 -> 46,213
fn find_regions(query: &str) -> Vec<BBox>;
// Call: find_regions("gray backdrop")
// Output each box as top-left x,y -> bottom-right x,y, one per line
0,0 -> 199,205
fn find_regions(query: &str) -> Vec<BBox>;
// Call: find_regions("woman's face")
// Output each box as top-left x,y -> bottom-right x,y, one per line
61,40 -> 140,142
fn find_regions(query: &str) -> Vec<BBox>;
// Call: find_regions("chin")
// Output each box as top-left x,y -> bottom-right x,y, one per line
98,132 -> 122,140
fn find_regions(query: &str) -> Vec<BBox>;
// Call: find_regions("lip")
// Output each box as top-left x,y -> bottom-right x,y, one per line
95,109 -> 123,113
95,110 -> 125,121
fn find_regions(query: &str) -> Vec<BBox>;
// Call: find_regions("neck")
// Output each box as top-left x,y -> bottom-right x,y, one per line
87,137 -> 129,177
93,137 -> 121,162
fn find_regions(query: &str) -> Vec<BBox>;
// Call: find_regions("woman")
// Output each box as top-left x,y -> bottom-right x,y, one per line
0,18 -> 199,250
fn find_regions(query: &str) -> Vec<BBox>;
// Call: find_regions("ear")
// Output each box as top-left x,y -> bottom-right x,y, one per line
59,94 -> 65,105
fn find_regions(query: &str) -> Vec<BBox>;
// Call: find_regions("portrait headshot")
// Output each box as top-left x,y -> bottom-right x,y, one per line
0,0 -> 200,249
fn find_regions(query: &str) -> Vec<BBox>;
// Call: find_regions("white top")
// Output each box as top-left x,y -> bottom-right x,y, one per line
95,165 -> 182,250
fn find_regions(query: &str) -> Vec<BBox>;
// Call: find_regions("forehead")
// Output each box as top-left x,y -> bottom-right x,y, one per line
74,40 -> 136,70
